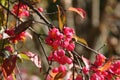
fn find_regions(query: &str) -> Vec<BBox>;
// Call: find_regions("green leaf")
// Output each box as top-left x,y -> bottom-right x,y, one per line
0,0 -> 6,6
18,53 -> 30,60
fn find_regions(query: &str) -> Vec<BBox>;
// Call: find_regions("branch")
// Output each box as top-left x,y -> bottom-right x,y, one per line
29,27 -> 50,65
0,2 -> 22,22
19,0 -> 53,28
76,42 -> 99,54
38,37 -> 49,64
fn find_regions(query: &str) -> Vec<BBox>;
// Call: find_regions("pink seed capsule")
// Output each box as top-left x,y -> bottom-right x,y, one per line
52,67 -> 59,73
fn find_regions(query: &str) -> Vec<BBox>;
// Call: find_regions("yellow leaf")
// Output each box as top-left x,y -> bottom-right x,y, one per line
74,35 -> 88,45
98,57 -> 113,71
57,5 -> 66,31
68,7 -> 86,19
54,71 -> 66,80
48,71 -> 65,80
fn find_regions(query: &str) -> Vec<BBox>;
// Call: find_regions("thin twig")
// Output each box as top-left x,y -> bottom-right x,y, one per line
72,53 -> 76,80
76,42 -> 98,54
16,64 -> 23,80
38,37 -> 53,80
29,27 -> 49,65
28,27 -> 37,33
14,44 -> 22,80
29,27 -> 52,80
97,43 -> 106,51
19,0 -> 53,28
72,51 -> 90,80
45,66 -> 51,80
38,37 -> 49,65
33,20 -> 53,27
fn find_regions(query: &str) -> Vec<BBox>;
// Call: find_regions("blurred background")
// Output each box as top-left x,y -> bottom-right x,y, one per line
1,0 -> 120,79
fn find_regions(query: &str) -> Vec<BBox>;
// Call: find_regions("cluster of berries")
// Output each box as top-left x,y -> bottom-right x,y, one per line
45,27 -> 75,73
12,2 -> 29,18
48,49 -> 72,65
76,53 -> 120,80
5,29 -> 26,43
4,45 -> 14,53
45,27 -> 75,51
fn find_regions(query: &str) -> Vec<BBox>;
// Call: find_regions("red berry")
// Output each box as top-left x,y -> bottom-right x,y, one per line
52,67 -> 59,73
82,67 -> 89,74
66,43 -> 75,51
57,49 -> 65,57
38,7 -> 43,12
58,65 -> 66,72
66,58 -> 73,64
48,55 -> 53,61
94,53 -> 106,67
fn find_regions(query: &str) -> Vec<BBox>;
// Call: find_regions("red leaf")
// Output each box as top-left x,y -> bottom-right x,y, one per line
68,7 -> 86,19
2,55 -> 17,79
25,52 -> 41,69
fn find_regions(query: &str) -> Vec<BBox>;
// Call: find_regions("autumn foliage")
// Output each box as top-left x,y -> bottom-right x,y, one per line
0,0 -> 120,80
